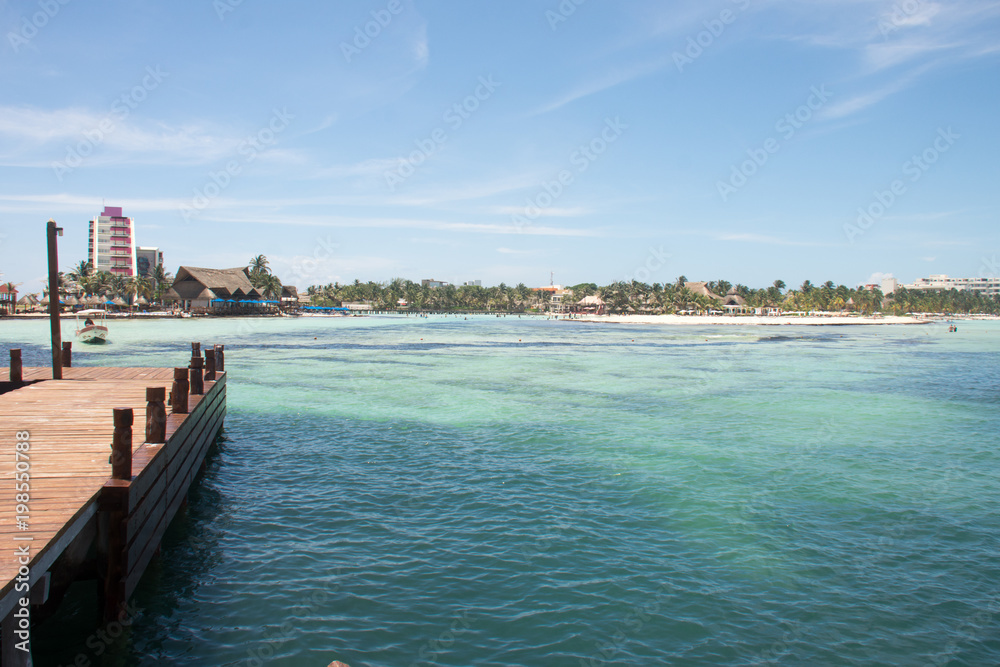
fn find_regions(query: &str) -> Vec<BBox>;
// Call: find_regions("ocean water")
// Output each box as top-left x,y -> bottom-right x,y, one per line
3,316 -> 1000,666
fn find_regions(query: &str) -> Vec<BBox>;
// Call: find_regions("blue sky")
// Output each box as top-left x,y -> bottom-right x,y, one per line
1,0 -> 999,294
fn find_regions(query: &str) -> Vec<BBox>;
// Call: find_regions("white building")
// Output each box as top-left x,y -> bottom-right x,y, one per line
88,206 -> 137,277
881,277 -> 898,295
136,247 -> 163,280
903,274 -> 1000,297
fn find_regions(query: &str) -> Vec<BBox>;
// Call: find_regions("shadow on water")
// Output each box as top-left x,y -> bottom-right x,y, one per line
29,431 -> 233,667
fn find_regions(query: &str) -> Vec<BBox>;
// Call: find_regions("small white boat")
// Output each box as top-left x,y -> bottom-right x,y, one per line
75,309 -> 109,344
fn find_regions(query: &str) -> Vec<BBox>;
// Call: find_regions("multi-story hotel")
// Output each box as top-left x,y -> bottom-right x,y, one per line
88,206 -> 137,276
903,274 -> 1000,297
136,246 -> 164,280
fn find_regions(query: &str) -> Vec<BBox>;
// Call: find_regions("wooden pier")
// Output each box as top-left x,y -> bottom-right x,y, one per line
0,344 -> 227,665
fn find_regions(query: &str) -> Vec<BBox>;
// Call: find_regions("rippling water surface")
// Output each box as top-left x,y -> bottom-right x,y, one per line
4,316 -> 1000,666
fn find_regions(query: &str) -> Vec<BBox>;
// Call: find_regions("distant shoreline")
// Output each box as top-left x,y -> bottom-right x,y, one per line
4,312 -> 997,325
563,314 -> 940,326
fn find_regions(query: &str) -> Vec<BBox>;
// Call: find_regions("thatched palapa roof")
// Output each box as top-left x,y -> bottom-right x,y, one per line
164,266 -> 261,302
721,287 -> 747,306
684,282 -> 722,300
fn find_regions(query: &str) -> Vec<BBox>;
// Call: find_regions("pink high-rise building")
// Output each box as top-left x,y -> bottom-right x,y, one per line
88,206 -> 137,276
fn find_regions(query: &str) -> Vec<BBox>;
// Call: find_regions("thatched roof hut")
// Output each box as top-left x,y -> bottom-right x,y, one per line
684,282 -> 722,300
164,266 -> 263,311
721,287 -> 747,307
165,267 -> 260,301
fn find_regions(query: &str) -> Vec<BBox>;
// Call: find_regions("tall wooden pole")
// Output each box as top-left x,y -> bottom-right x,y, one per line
47,219 -> 63,380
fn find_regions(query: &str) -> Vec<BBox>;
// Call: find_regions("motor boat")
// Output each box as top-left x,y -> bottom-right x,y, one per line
75,309 -> 109,344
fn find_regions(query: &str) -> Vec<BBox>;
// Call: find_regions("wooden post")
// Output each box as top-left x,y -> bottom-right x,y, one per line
47,219 -> 63,380
100,485 -> 128,623
215,344 -> 225,372
145,387 -> 166,443
9,349 -> 21,383
110,408 -> 133,480
62,341 -> 72,368
171,368 -> 189,414
190,356 -> 204,395
191,342 -> 201,362
204,348 -> 216,381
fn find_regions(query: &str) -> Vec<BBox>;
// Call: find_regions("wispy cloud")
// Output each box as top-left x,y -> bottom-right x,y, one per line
528,56 -> 670,116
206,211 -> 601,237
771,0 -> 1000,119
817,64 -> 932,120
0,105 -> 286,167
713,232 -> 826,247
488,205 -> 590,218
298,114 -> 338,137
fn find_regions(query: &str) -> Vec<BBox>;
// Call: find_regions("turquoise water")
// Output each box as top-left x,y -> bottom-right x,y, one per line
3,316 -> 1000,666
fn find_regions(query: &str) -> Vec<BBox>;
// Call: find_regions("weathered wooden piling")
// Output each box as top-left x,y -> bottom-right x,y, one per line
215,344 -> 225,372
190,357 -> 204,395
61,341 -> 72,368
145,387 -> 167,443
204,349 -> 216,381
111,408 -> 133,480
171,368 -> 189,414
9,349 -> 21,383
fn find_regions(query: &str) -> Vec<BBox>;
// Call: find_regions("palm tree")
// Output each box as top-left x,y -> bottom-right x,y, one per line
152,263 -> 173,288
249,254 -> 270,274
68,260 -> 93,287
248,255 -> 271,288
134,276 -> 153,302
1,281 -> 20,314
261,273 -> 283,300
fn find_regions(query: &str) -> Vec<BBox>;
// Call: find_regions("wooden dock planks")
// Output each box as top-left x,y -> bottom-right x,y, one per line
0,366 -> 227,616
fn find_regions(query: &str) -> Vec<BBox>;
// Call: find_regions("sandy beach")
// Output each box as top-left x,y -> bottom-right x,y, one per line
563,314 -> 933,326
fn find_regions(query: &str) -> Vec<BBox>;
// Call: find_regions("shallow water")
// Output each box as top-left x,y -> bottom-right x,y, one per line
4,316 -> 999,666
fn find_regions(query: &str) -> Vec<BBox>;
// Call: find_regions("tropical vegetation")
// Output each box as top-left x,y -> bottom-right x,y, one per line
305,277 -> 1000,316
248,254 -> 283,300
46,259 -> 175,307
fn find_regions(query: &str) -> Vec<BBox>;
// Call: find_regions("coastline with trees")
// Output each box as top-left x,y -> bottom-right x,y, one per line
305,277 -> 1000,318
8,255 -> 998,321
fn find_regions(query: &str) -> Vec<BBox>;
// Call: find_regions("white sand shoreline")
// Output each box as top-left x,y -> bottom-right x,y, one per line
562,314 -> 934,326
